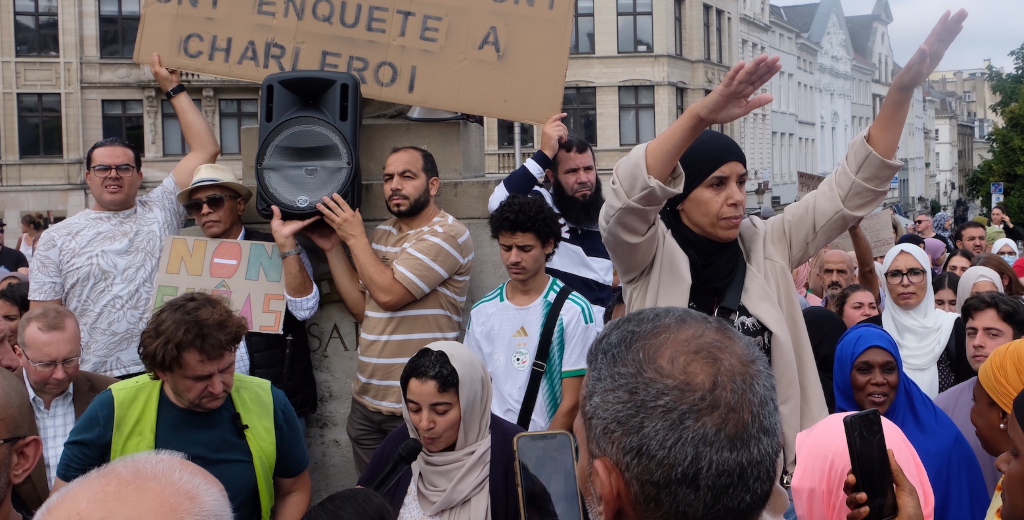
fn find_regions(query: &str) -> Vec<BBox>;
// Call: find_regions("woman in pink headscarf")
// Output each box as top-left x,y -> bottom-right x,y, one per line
924,238 -> 948,275
794,262 -> 822,306
792,412 -> 935,520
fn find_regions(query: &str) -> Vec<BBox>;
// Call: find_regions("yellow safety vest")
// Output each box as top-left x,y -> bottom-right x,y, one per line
108,374 -> 277,520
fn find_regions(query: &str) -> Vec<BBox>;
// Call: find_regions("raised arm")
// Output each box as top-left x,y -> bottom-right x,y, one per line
867,10 -> 966,160
600,57 -> 780,284
487,114 -> 568,212
849,221 -> 880,303
150,53 -> 221,190
644,55 -> 779,184
768,9 -> 967,267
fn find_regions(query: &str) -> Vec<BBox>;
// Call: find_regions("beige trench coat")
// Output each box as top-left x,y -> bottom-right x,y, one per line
600,129 -> 903,477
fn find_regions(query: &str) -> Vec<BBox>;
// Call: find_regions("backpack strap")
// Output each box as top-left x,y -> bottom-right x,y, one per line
517,284 -> 574,430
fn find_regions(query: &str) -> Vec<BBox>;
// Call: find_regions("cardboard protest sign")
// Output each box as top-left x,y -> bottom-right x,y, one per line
132,0 -> 574,124
797,172 -> 824,200
152,236 -> 288,334
829,211 -> 896,258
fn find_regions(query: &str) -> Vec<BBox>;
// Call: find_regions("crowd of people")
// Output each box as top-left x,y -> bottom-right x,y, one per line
5,7 -> 1024,520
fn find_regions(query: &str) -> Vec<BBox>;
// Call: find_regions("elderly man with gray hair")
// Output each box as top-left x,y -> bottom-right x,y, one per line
35,450 -> 232,520
573,306 -> 786,520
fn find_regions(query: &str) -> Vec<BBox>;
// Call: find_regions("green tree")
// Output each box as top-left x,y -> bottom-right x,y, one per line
967,44 -> 1024,217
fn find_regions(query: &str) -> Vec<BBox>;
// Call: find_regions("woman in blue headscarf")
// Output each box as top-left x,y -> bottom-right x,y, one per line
834,323 -> 989,520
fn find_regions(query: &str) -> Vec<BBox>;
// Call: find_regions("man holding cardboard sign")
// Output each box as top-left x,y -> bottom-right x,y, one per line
29,54 -> 221,379
311,146 -> 474,474
176,164 -> 321,423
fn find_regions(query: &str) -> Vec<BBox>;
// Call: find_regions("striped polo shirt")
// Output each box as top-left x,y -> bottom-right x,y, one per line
353,210 -> 474,415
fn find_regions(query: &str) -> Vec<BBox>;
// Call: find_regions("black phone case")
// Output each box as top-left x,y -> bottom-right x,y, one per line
843,410 -> 898,520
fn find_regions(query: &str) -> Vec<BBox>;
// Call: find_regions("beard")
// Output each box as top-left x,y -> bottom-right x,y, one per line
826,281 -> 845,298
551,174 -> 604,228
386,187 -> 431,219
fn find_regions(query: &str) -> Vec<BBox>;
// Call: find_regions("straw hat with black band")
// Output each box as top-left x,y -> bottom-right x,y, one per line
177,164 -> 253,205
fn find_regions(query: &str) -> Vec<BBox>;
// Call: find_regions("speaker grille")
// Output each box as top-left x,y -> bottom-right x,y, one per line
256,116 -> 354,212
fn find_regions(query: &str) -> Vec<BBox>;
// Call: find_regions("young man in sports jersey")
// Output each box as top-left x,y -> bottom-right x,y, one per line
466,194 -> 601,431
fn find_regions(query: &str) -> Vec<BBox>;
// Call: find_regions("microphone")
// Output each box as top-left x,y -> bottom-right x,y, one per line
369,438 -> 423,494
233,413 -> 250,436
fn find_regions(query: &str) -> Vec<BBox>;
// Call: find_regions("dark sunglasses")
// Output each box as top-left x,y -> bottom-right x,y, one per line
183,193 -> 241,217
915,219 -> 930,224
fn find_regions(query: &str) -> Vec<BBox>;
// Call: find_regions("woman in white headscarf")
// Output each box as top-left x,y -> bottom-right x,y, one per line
880,243 -> 971,396
955,266 -> 1004,313
992,237 -> 1020,264
358,341 -> 523,520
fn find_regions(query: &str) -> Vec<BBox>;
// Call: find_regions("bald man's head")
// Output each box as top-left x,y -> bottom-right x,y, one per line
0,368 -> 41,512
36,451 -> 232,520
0,368 -> 33,438
819,250 -> 855,299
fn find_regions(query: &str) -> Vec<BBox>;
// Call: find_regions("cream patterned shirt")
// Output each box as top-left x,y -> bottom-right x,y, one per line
30,176 -> 186,377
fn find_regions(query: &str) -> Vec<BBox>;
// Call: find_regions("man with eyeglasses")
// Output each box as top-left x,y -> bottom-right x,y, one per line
956,220 -> 989,256
0,368 -> 43,520
176,164 -> 320,426
10,305 -> 115,514
915,211 -> 954,251
28,53 -> 221,379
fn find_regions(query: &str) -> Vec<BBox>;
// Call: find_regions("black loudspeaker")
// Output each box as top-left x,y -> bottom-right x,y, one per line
256,71 -> 361,220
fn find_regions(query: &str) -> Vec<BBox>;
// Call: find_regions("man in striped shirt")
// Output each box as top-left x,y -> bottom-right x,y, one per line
488,114 -> 613,315
315,146 -> 473,474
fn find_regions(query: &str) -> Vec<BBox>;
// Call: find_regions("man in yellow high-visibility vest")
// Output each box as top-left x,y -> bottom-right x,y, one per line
50,293 -> 311,520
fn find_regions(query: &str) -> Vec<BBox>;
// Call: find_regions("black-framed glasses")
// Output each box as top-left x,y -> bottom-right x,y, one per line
89,164 -> 138,179
0,436 -> 26,446
183,194 -> 242,217
885,268 -> 927,285
914,219 -> 930,225
22,350 -> 81,372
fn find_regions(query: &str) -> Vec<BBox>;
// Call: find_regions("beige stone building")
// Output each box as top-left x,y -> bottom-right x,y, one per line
481,0 -> 741,175
0,0 -> 258,245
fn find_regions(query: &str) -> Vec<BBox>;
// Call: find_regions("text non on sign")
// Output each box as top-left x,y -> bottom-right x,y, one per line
133,0 -> 574,124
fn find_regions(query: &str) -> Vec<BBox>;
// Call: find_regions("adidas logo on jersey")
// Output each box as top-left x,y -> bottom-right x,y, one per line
512,326 -> 528,338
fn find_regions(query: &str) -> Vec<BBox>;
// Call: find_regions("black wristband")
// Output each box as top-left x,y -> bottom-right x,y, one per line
164,84 -> 186,100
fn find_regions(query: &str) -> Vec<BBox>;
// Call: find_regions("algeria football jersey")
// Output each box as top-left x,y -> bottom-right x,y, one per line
465,276 -> 601,431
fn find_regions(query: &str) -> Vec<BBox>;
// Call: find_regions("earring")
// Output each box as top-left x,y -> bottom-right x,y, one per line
1001,423 -> 1007,430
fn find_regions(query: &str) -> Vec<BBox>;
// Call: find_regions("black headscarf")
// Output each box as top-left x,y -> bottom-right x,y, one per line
659,130 -> 748,315
803,306 -> 848,413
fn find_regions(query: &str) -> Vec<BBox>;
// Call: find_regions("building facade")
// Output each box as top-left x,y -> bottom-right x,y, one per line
0,0 -> 257,240
482,0 -> 741,177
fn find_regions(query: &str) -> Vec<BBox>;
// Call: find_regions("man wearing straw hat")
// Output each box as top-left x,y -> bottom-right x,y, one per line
176,163 -> 320,426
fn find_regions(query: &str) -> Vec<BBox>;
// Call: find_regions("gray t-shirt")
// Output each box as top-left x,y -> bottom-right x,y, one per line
30,176 -> 185,377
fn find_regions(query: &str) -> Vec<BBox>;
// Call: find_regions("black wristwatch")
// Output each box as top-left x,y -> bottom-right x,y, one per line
164,84 -> 186,100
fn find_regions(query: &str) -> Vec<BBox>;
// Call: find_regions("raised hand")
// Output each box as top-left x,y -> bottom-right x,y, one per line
270,205 -> 321,249
150,52 -> 181,93
539,113 -> 569,159
317,194 -> 366,244
892,9 -> 968,91
692,54 -> 781,127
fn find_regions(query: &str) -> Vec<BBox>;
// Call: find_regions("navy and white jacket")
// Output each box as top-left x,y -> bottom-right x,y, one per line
488,150 -> 614,312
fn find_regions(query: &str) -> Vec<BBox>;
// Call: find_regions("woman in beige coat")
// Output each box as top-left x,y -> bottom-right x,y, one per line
599,9 -> 967,514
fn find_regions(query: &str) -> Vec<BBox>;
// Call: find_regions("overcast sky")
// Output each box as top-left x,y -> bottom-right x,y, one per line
771,0 -> 1021,73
